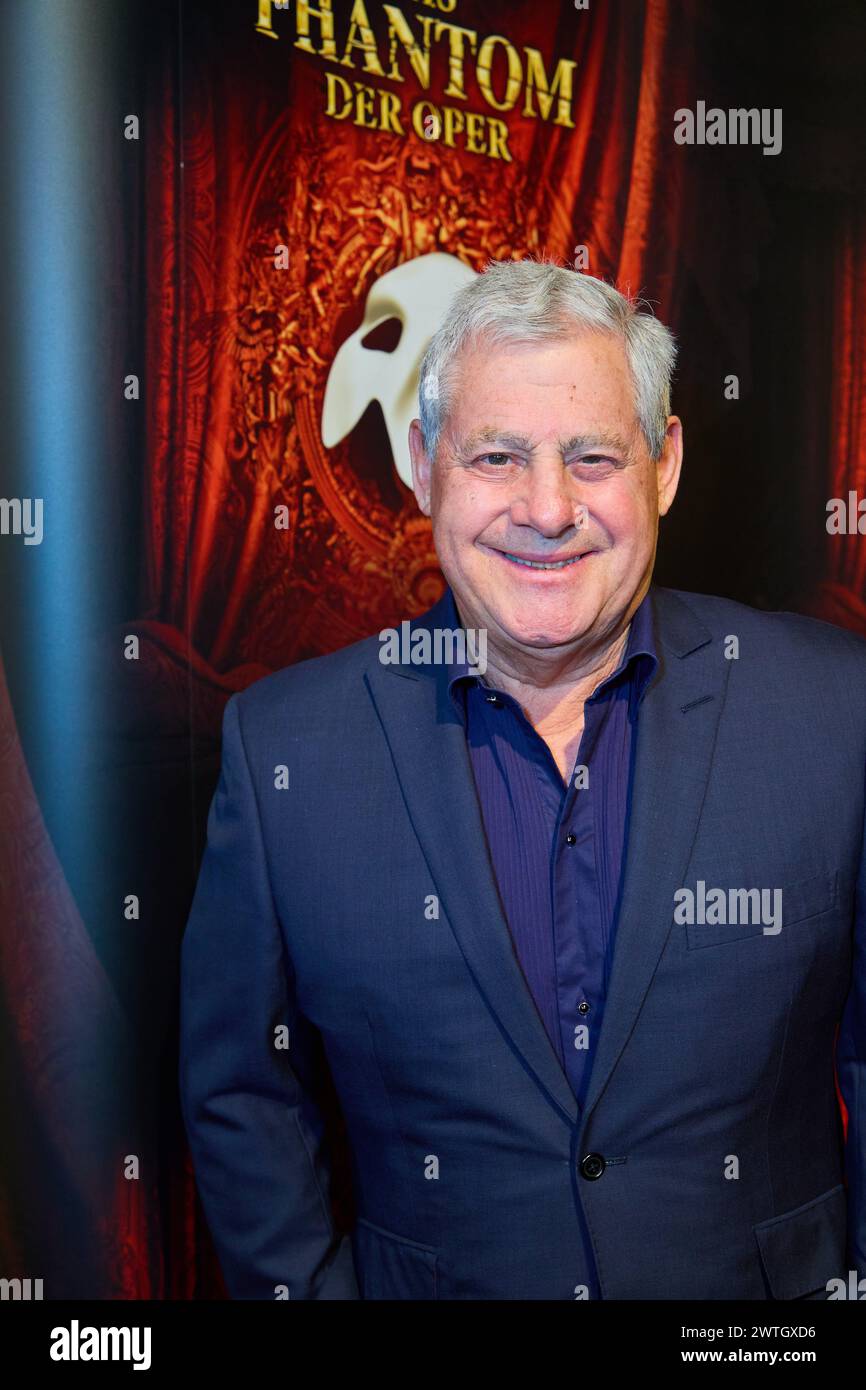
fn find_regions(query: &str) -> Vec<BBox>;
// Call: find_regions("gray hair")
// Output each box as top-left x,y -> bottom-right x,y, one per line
418,258 -> 677,461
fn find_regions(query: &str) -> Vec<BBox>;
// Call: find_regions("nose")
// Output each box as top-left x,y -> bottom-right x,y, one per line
509,456 -> 583,538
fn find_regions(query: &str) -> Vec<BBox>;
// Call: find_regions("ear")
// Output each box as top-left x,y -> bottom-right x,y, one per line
409,418 -> 434,516
656,416 -> 683,517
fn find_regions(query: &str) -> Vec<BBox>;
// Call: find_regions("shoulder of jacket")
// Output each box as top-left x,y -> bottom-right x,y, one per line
229,627 -> 383,729
656,585 -> 866,665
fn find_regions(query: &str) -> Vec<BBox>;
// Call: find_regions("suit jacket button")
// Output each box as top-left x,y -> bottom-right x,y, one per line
580,1152 -> 605,1180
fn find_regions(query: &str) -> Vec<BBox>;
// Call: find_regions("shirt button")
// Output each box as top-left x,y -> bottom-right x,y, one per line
485,693 -> 500,704
565,832 -> 576,845
578,1001 -> 589,1014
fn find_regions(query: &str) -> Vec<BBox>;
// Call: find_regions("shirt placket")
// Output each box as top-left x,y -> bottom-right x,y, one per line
552,697 -> 609,1103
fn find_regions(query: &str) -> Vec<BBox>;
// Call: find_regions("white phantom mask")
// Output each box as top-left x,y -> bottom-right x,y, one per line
322,253 -> 476,489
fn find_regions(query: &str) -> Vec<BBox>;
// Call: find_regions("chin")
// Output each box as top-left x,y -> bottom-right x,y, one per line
497,585 -> 599,620
491,605 -> 595,649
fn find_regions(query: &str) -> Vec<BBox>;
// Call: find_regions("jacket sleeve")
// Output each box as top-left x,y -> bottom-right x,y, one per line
179,691 -> 360,1299
837,759 -> 866,1282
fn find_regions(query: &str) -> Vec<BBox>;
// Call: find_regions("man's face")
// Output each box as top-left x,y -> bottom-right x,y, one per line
409,332 -> 682,662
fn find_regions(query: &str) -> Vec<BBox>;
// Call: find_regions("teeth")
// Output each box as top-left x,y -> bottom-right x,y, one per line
503,552 -> 583,569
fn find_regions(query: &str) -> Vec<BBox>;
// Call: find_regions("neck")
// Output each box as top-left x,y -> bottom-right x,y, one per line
480,623 -> 632,733
450,587 -> 644,734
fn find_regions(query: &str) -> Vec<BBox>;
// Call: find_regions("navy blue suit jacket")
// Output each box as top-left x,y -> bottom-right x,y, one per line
179,585 -> 866,1299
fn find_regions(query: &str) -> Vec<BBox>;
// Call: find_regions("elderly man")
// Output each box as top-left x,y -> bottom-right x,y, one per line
179,259 -> 866,1301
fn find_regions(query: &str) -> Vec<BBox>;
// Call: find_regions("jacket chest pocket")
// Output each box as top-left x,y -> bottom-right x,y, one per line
684,870 -> 840,950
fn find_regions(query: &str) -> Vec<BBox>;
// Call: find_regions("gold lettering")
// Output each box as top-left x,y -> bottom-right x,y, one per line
338,0 -> 385,75
434,21 -> 478,101
442,106 -> 464,147
522,47 -> 577,128
294,0 -> 338,60
378,90 -> 405,134
412,99 -> 439,141
383,5 -> 432,87
254,0 -> 279,38
464,111 -> 487,154
476,34 -> 522,112
487,117 -> 512,162
354,81 -> 377,125
324,70 -> 353,118
264,0 -> 576,154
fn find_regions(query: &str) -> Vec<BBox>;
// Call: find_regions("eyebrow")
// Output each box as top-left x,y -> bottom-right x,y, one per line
460,428 -> 633,456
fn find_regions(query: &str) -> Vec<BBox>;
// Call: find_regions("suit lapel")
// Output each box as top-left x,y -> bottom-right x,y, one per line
579,587 -> 732,1127
364,591 -> 579,1128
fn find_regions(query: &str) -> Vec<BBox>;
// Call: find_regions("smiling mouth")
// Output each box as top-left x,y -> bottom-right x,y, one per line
494,549 -> 590,571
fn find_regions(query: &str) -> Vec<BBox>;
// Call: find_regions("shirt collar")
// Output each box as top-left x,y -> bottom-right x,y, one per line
441,583 -> 659,722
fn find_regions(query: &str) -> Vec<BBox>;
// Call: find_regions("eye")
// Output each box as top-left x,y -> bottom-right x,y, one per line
478,453 -> 513,467
569,454 -> 622,477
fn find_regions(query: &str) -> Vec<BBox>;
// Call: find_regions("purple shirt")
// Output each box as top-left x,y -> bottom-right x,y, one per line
441,585 -> 658,1109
